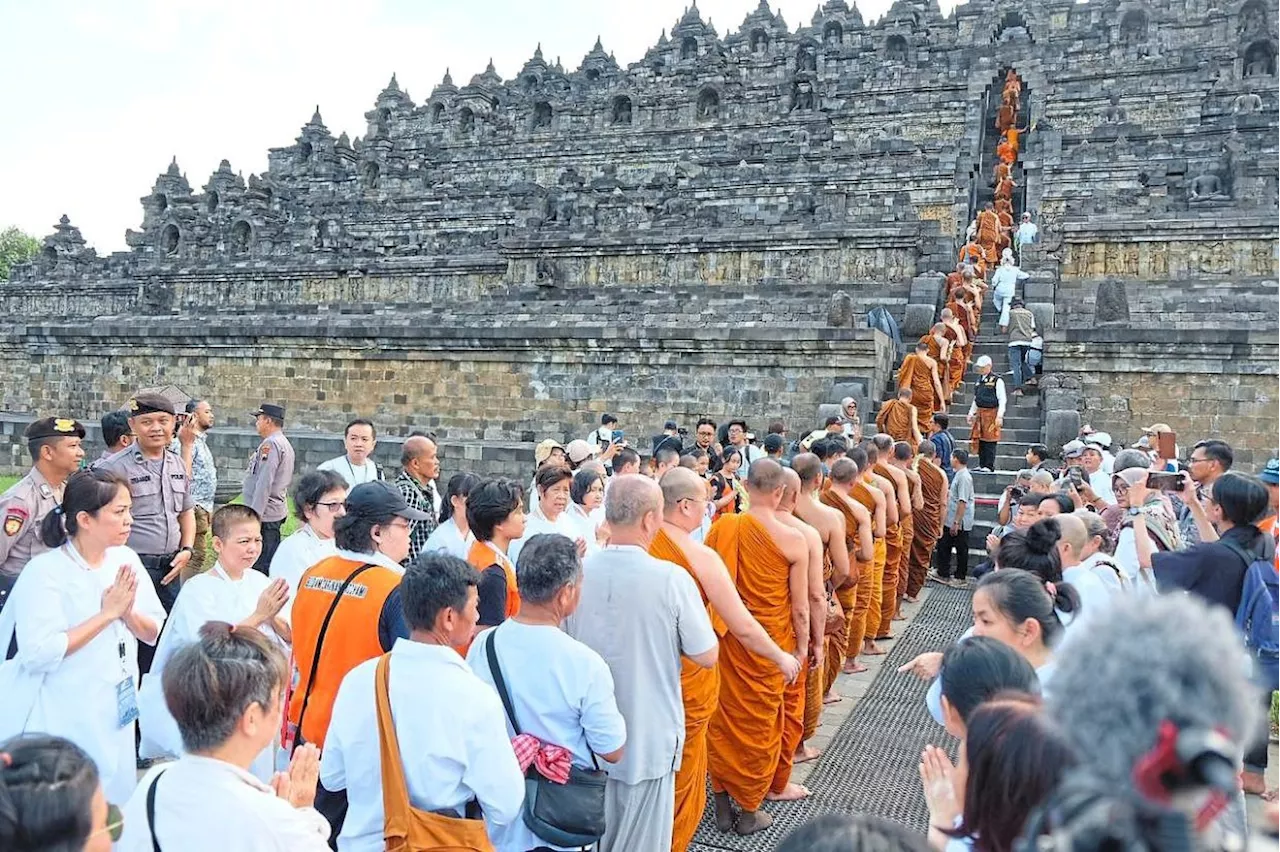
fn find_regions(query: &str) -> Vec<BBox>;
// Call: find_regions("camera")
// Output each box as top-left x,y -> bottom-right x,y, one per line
677,427 -> 688,437
1008,485 -> 1027,501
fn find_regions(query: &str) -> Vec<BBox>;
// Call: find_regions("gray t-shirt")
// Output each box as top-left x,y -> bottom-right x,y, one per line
946,467 -> 976,530
564,545 -> 717,785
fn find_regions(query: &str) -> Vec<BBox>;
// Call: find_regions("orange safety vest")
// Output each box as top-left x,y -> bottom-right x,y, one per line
288,554 -> 402,747
462,540 -> 521,658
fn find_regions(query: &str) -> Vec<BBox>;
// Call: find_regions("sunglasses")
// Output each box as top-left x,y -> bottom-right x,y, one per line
90,803 -> 124,842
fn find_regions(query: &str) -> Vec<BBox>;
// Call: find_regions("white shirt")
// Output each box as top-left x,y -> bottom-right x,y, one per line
0,543 -> 165,804
317,456 -> 381,487
1086,468 -> 1116,505
565,503 -> 603,551
467,621 -> 627,852
138,563 -> 281,778
509,508 -> 584,566
1016,221 -> 1038,245
564,545 -> 717,785
321,639 -> 525,852
120,755 -> 331,851
1061,563 -> 1118,622
1113,526 -> 1160,595
421,516 -> 473,560
990,263 -> 1029,297
269,524 -> 337,624
1076,552 -> 1127,596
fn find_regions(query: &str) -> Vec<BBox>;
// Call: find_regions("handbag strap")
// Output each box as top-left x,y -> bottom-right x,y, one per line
484,626 -> 600,772
295,562 -> 376,744
146,769 -> 167,852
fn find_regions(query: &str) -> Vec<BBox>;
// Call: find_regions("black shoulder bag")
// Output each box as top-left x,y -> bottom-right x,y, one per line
484,627 -> 608,848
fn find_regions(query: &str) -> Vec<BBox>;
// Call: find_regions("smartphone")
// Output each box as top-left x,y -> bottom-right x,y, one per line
611,429 -> 624,442
1146,471 -> 1184,492
1155,431 -> 1176,460
1067,465 -> 1085,486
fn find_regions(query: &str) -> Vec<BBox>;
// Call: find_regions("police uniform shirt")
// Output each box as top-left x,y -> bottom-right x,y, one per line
98,447 -> 194,555
0,467 -> 59,577
242,431 -> 295,524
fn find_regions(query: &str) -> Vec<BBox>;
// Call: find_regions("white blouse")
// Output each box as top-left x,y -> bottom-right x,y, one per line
139,563 -> 282,779
421,515 -> 473,560
269,524 -> 337,624
0,543 -> 165,803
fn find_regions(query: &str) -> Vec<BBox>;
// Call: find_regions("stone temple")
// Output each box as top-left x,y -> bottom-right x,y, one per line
1,0 -> 1277,478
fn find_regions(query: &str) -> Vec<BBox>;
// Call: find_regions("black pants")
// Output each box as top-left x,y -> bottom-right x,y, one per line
935,527 -> 971,580
137,552 -> 180,676
251,520 -> 283,574
978,441 -> 998,471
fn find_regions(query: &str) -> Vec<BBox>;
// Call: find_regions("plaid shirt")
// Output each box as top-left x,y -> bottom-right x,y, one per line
395,471 -> 438,560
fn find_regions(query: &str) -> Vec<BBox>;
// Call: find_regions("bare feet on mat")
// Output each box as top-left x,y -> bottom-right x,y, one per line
765,783 -> 811,802
734,809 -> 775,835
794,744 -> 822,763
843,659 -> 869,673
823,690 -> 844,704
714,792 -> 736,833
863,641 -> 886,656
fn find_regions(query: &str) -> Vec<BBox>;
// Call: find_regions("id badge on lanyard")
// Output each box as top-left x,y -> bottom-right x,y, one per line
115,636 -> 138,728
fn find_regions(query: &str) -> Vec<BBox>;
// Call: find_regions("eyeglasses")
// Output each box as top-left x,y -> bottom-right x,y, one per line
90,803 -> 124,842
314,501 -> 346,512
383,520 -> 412,531
1187,456 -> 1209,466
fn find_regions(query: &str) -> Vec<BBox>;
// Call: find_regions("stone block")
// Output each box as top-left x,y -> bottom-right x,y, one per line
1024,278 -> 1055,302
1045,409 -> 1081,452
1028,302 -> 1054,331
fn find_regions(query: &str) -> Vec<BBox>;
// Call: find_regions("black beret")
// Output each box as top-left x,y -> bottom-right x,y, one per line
25,417 -> 86,441
128,393 -> 177,416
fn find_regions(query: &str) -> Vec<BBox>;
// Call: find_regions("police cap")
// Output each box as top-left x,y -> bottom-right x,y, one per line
128,393 -> 176,417
24,417 -> 87,441
251,403 -> 286,423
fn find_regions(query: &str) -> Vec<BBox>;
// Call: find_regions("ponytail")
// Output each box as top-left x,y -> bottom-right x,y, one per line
976,568 -> 1077,647
39,469 -> 128,550
0,734 -> 100,852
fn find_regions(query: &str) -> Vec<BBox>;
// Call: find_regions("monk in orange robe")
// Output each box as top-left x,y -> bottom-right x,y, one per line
776,468 -> 828,768
855,445 -> 896,652
993,161 -> 1011,186
876,386 -> 923,445
706,460 -> 809,836
896,342 -> 945,435
958,240 -> 986,277
1006,124 -> 1027,154
870,437 -> 912,637
977,203 -> 1001,265
995,101 -> 1015,134
650,467 -> 800,852
921,325 -> 954,403
907,441 -> 948,601
995,176 -> 1015,203
842,448 -> 886,660
945,262 -> 966,294
819,458 -> 874,678
996,136 -> 1017,165
940,308 -> 970,394
885,439 -> 924,618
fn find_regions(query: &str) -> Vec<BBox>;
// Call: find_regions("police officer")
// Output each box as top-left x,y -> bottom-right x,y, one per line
0,417 -> 86,611
97,392 -> 197,622
244,402 -> 295,573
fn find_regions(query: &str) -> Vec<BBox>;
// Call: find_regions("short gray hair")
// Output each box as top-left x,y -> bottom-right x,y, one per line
1048,594 -> 1259,791
604,475 -> 662,527
514,533 -> 581,605
164,622 -> 289,754
1111,449 -> 1152,473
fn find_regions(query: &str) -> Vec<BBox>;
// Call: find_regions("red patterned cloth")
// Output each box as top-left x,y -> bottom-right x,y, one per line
510,734 -> 572,784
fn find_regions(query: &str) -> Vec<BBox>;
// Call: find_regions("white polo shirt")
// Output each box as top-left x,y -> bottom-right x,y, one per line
321,638 -> 525,852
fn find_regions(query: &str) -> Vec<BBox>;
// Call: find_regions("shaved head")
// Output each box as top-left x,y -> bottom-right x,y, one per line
678,454 -> 697,470
941,308 -> 955,320
862,443 -> 879,465
604,474 -> 663,528
781,467 -> 801,501
830,457 -> 858,484
893,441 -> 913,462
660,466 -> 706,511
897,387 -> 912,401
792,453 -> 822,487
872,434 -> 893,452
918,441 -> 936,458
1053,513 -> 1089,557
848,446 -> 868,471
746,458 -> 786,494
931,323 -> 946,334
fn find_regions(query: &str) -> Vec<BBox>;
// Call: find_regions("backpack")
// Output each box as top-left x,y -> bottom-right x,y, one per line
1221,538 -> 1280,663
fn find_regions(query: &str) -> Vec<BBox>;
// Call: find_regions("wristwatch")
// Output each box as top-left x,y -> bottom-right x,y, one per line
1126,507 -> 1142,518
179,545 -> 194,554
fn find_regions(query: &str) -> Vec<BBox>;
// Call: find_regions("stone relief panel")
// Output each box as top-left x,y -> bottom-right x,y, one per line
1061,239 -> 1279,278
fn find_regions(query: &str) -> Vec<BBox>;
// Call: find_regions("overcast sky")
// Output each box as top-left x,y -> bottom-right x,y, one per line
0,0 -> 957,252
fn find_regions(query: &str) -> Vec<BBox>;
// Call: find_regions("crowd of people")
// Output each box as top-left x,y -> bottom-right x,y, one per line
0,383 -> 1272,851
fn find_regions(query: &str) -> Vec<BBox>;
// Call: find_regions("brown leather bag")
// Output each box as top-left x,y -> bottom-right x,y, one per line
376,653 -> 495,852
823,585 -> 845,636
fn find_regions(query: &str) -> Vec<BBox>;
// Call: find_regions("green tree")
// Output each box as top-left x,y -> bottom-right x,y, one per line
0,226 -> 41,280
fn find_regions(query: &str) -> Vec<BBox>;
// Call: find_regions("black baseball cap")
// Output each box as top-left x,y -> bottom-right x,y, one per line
663,420 -> 679,431
345,481 -> 431,522
251,403 -> 286,422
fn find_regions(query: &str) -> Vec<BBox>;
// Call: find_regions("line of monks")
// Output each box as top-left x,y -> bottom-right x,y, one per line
959,69 -> 1027,276
652,444 -> 950,848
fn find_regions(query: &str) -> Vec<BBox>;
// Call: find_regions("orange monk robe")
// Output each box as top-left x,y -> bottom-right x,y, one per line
896,353 -> 939,434
942,325 -> 968,393
977,210 -> 1001,261
958,242 -> 987,277
995,103 -> 1015,134
1006,127 -> 1024,152
706,514 -> 796,813
850,482 -> 886,653
820,488 -> 864,691
997,209 -> 1014,233
995,178 -> 1015,202
945,270 -> 964,292
907,459 -> 946,599
871,464 -> 904,640
801,549 -> 834,742
649,529 -> 723,852
993,162 -> 1011,186
875,398 -> 919,444
996,139 -> 1017,165
921,333 -> 952,397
